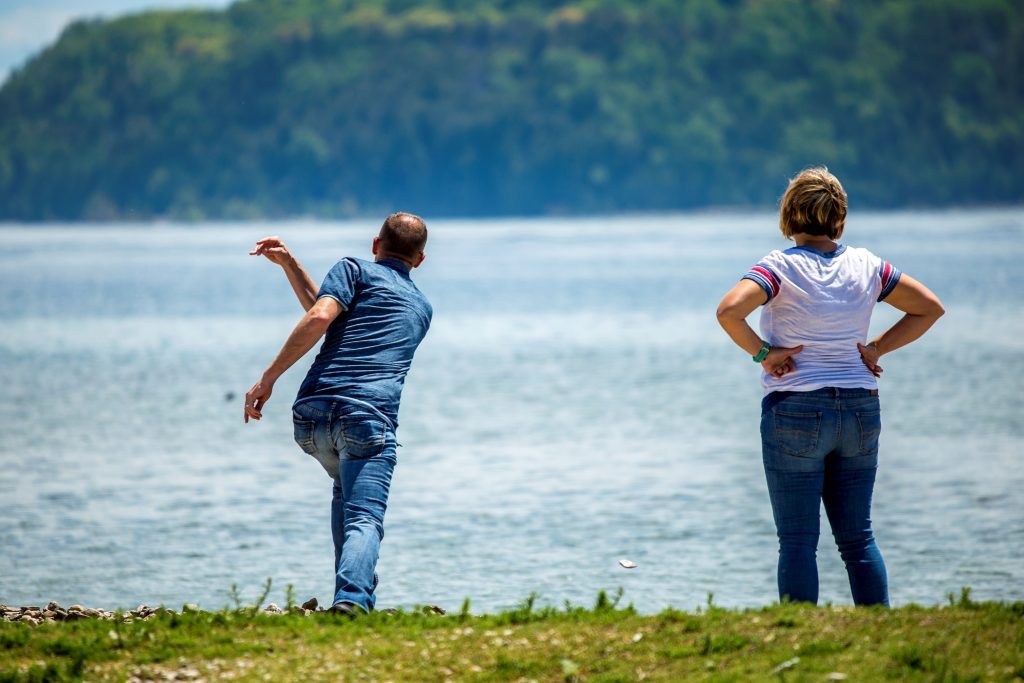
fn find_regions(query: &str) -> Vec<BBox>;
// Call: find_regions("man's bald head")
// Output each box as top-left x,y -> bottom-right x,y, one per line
377,212 -> 428,264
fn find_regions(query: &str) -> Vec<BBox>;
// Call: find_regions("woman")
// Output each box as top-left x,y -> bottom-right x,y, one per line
716,168 -> 944,606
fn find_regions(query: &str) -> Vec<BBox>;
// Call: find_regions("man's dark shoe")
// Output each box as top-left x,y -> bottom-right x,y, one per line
328,601 -> 365,619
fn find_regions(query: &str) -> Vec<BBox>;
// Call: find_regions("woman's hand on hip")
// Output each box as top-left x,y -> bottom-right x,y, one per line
857,342 -> 884,377
762,345 -> 803,378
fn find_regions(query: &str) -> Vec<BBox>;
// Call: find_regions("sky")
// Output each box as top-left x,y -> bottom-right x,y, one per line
0,0 -> 231,82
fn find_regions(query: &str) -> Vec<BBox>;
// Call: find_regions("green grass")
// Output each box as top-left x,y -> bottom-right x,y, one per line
1,595 -> 1022,682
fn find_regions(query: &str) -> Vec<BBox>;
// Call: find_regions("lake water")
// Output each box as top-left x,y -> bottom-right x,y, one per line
1,211 -> 1022,614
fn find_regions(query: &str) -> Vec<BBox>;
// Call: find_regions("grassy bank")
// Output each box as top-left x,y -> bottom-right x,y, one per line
2,592 -> 1021,682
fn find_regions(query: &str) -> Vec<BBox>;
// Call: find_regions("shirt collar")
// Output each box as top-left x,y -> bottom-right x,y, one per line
791,244 -> 847,259
378,257 -> 412,274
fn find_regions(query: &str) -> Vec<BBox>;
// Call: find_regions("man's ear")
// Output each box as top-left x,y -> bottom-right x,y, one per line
372,236 -> 380,255
413,252 -> 426,268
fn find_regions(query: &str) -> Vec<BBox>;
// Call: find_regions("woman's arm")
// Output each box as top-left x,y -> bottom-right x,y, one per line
250,236 -> 318,311
717,279 -> 803,377
858,274 -> 945,375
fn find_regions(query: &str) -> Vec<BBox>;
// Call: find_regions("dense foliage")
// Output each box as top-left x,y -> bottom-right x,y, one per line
0,0 -> 1021,220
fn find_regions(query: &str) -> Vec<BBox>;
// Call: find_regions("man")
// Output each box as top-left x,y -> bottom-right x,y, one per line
245,212 -> 432,616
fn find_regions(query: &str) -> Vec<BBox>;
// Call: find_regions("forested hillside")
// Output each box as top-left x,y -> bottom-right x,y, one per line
0,0 -> 1021,220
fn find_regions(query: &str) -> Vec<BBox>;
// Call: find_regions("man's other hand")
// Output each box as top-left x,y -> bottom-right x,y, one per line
250,236 -> 293,266
244,377 -> 274,423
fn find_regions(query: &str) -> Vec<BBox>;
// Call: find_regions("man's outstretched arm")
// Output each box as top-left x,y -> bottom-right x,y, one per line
244,296 -> 343,423
250,236 -> 319,311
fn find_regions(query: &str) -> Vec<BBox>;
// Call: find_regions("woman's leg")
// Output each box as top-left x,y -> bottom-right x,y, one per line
823,401 -> 889,606
761,405 -> 830,604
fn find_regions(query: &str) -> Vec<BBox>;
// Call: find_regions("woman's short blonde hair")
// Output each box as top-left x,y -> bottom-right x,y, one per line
779,167 -> 847,240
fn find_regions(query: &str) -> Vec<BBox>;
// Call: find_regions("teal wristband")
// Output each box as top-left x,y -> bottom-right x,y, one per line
753,341 -> 771,363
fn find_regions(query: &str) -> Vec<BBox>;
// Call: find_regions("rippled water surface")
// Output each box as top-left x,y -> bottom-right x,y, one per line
1,211 -> 1022,613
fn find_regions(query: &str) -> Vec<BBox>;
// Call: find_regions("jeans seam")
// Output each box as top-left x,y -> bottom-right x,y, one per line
856,410 -> 881,455
328,400 -> 336,444
834,403 -> 841,448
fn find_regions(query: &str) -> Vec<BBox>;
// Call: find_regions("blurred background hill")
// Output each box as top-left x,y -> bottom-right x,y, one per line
0,0 -> 1021,221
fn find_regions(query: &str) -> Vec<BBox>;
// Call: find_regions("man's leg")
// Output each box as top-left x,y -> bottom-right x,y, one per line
333,418 -> 397,612
292,400 -> 345,600
331,479 -> 345,599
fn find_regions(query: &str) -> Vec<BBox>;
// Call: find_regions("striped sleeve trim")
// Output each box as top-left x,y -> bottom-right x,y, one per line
742,264 -> 782,303
878,261 -> 902,301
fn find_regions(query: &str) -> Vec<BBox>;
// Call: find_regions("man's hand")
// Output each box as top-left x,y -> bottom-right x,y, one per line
761,345 -> 803,378
250,236 -> 318,311
250,236 -> 293,266
243,298 -> 342,424
244,376 -> 274,423
857,342 -> 884,378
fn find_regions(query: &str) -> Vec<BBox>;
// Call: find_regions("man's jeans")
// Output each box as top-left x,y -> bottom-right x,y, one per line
760,387 -> 889,606
292,398 -> 398,612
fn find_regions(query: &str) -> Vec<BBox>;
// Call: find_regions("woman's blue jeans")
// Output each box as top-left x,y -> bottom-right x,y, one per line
760,387 -> 889,606
292,398 -> 398,612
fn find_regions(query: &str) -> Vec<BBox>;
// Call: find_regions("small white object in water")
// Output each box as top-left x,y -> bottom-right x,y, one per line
618,559 -> 638,569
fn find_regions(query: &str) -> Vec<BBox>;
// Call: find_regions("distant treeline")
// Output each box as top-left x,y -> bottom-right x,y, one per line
0,0 -> 1021,220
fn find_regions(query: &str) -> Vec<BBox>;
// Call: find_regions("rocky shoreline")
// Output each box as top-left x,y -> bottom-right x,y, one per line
0,598 -> 325,625
1,598 -> 447,626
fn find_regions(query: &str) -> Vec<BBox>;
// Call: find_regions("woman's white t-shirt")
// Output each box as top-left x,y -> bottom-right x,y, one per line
742,244 -> 901,394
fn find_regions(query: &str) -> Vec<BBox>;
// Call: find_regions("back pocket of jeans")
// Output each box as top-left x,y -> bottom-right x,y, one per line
773,409 -> 822,457
856,410 -> 881,456
293,417 -> 317,455
340,419 -> 388,460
